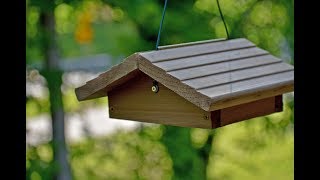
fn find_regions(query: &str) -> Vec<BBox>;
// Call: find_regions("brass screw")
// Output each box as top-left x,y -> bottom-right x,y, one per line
152,84 -> 159,93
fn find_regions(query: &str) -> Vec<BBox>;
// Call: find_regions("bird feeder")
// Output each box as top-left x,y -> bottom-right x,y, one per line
75,38 -> 294,129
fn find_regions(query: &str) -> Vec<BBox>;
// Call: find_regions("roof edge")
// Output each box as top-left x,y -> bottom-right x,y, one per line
209,80 -> 294,111
75,52 -> 213,111
75,53 -> 139,101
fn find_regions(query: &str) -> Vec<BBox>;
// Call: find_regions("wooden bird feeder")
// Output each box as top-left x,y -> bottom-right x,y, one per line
75,38 -> 294,129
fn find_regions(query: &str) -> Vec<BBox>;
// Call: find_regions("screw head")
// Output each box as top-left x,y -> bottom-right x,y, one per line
203,114 -> 209,120
152,85 -> 159,93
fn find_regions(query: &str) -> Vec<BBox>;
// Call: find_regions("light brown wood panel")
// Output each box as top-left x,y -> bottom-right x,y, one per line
153,47 -> 267,72
137,56 -> 212,111
110,110 -> 211,129
168,54 -> 281,81
108,72 -> 212,129
140,38 -> 255,62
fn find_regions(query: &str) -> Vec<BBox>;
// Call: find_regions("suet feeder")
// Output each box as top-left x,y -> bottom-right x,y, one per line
75,38 -> 294,129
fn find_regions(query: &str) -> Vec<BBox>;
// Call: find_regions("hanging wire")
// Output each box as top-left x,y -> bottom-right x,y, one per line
216,0 -> 230,39
155,0 -> 229,50
155,0 -> 169,50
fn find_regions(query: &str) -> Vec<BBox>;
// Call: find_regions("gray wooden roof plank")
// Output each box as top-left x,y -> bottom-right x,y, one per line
167,54 -> 282,81
152,47 -> 268,72
183,62 -> 293,90
199,71 -> 294,99
140,38 -> 255,62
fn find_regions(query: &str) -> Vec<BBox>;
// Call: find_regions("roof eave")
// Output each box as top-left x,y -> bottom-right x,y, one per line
208,80 -> 294,111
75,53 -> 140,101
75,52 -> 213,111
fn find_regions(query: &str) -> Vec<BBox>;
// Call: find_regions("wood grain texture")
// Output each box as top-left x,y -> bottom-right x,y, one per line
108,72 -> 212,129
219,96 -> 278,126
108,72 -> 282,129
209,96 -> 281,129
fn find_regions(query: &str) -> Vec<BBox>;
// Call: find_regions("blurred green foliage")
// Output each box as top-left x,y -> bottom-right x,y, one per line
27,0 -> 294,179
26,88 -> 108,118
27,103 -> 293,179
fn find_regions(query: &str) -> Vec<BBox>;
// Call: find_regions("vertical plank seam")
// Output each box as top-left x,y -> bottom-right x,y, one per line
211,110 -> 221,129
275,95 -> 283,112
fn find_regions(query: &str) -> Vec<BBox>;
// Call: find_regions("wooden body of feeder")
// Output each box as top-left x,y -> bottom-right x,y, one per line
75,38 -> 294,129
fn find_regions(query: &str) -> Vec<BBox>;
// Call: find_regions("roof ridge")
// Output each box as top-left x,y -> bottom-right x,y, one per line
150,45 -> 257,63
140,38 -> 255,63
158,38 -> 227,50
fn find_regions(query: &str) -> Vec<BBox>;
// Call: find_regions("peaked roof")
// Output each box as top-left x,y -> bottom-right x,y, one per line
75,38 -> 294,111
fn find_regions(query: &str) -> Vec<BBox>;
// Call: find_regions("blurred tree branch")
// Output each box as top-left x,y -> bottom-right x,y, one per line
38,2 -> 72,180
